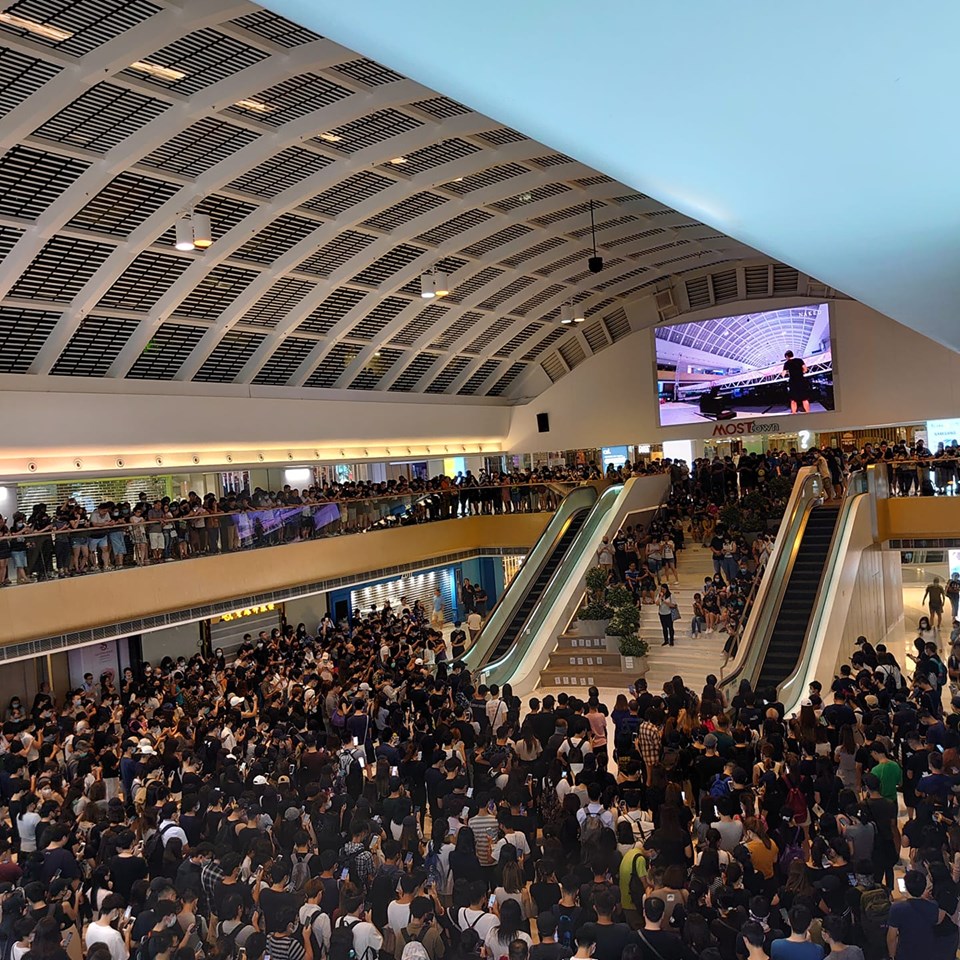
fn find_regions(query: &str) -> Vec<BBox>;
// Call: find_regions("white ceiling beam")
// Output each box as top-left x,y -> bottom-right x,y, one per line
234,162 -> 624,383
270,181 -> 626,388
0,0 -> 248,150
90,87 -> 481,377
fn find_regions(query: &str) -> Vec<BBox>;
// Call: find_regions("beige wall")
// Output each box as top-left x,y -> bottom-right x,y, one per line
0,376 -> 510,479
507,298 -> 960,452
284,593 -> 330,633
877,497 -> 960,540
830,542 -> 904,677
0,514 -> 548,650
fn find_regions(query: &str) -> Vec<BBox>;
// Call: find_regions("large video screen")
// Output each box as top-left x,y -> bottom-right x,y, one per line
654,303 -> 835,426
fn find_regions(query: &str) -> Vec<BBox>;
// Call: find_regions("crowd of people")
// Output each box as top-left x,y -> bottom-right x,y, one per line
0,580 -> 956,960
0,464 -> 653,584
2,439 -> 958,960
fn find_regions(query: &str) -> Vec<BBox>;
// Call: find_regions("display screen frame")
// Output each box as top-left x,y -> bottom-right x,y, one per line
652,302 -> 837,428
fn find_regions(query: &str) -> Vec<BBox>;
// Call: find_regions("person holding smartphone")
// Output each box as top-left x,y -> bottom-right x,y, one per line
84,894 -> 132,960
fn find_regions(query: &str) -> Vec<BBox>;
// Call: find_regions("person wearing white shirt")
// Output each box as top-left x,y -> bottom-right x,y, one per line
453,887 -> 499,943
466,611 -> 483,644
335,897 -> 383,960
576,785 -> 616,831
486,687 -> 507,730
85,894 -> 131,960
16,799 -> 40,854
157,804 -> 189,850
493,829 -> 531,863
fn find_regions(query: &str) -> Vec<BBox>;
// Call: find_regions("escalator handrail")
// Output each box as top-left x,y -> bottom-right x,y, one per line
463,485 -> 599,673
778,471 -> 868,713
720,467 -> 824,696
478,483 -> 626,684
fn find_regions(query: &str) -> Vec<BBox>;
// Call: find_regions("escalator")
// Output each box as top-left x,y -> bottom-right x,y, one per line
477,474 -> 672,693
756,503 -> 840,691
463,485 -> 599,674
480,508 -> 590,667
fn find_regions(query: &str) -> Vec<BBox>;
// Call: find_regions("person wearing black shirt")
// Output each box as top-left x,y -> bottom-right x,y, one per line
783,350 -> 810,414
530,913 -> 572,960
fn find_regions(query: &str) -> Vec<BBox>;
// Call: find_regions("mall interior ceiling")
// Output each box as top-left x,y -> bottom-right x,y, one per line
0,0 -> 956,480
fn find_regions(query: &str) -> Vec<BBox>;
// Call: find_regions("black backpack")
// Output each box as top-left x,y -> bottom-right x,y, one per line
144,822 -> 176,870
566,737 -> 588,766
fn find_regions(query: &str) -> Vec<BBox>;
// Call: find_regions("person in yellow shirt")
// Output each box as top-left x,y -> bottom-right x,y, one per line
742,817 -> 779,889
618,844 -> 648,929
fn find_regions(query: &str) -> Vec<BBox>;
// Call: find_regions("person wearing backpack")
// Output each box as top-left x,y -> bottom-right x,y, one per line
298,879 -> 331,960
549,876 -> 582,954
559,734 -> 592,777
396,897 -> 445,960
576,784 -> 613,861
340,822 -> 376,894
216,894 -> 256,960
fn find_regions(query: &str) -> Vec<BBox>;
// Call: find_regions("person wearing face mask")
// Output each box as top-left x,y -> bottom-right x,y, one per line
5,699 -> 23,724
83,893 -> 131,960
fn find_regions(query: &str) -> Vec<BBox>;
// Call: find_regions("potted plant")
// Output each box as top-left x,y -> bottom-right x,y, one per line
612,610 -> 648,675
574,566 -> 614,635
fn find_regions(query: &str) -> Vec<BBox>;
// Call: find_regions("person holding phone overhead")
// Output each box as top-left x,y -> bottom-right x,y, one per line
783,350 -> 811,414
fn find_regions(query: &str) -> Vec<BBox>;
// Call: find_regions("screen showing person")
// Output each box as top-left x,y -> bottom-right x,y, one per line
653,303 -> 835,426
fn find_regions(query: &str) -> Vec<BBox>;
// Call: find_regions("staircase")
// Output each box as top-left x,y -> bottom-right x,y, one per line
537,541 -> 732,694
641,544 -> 730,691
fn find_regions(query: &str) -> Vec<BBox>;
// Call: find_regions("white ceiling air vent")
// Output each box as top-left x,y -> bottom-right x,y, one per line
772,264 -> 800,294
541,353 -> 566,383
654,287 -> 679,321
685,275 -> 711,309
582,319 -> 609,353
558,337 -> 585,370
603,307 -> 631,343
710,268 -> 739,303
744,264 -> 772,297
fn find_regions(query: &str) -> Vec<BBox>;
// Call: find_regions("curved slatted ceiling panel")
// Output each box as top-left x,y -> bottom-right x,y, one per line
0,0 -> 769,398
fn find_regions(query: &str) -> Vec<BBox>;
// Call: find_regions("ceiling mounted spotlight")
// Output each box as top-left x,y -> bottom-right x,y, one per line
420,272 -> 436,299
560,302 -> 574,325
175,216 -> 195,251
587,200 -> 604,273
192,212 -> 212,249
433,271 -> 450,297
572,302 -> 586,323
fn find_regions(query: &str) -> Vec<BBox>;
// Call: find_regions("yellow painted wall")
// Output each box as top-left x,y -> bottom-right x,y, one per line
876,498 -> 960,540
1,514 -> 548,648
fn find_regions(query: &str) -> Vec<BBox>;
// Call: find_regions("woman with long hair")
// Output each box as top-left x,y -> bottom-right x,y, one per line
658,585 -> 678,646
742,816 -> 779,894
449,826 -> 483,885
483,899 -> 532,958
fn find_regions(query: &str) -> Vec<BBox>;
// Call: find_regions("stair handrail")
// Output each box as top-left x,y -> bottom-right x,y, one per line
719,467 -> 823,697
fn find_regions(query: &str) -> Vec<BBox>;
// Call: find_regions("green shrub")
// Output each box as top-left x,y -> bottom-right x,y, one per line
579,600 -> 613,621
605,584 -> 635,610
618,634 -> 649,658
585,566 -> 610,596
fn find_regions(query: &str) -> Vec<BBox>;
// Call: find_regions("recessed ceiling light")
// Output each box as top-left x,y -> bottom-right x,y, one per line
0,12 -> 73,41
318,132 -> 342,143
234,98 -> 273,114
452,177 -> 464,182
129,60 -> 186,82
390,156 -> 407,165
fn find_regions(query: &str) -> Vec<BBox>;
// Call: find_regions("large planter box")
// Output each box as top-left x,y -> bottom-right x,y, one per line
621,654 -> 649,677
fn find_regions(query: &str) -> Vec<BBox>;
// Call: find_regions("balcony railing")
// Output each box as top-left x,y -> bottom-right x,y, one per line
0,482 -> 580,586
